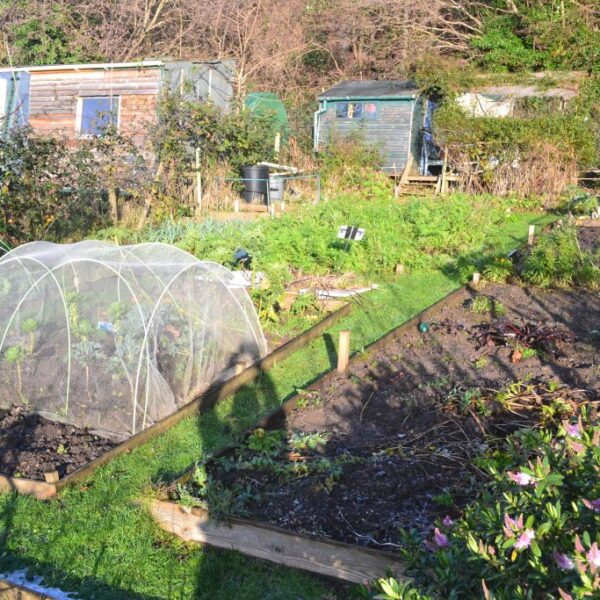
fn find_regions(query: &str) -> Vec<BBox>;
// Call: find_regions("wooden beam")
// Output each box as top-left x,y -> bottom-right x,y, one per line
0,475 -> 56,500
149,500 -> 405,585
0,579 -> 53,600
396,154 -> 413,195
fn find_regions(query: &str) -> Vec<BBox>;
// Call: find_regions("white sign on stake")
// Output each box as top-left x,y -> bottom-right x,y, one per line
337,226 -> 365,241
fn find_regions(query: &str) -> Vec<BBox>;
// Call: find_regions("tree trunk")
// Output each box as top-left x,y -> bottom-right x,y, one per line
109,188 -> 119,224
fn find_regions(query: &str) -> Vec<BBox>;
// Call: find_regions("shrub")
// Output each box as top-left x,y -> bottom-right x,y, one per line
0,128 -> 108,246
521,226 -> 600,288
319,133 -> 384,192
408,415 -> 600,599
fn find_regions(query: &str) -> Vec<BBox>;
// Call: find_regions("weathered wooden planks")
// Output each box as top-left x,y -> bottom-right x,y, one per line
0,475 -> 56,500
28,67 -> 161,141
149,500 -> 405,585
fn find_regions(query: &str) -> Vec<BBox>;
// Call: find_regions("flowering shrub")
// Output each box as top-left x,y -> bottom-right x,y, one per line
411,411 -> 600,599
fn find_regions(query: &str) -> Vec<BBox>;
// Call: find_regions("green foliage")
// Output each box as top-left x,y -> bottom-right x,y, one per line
522,226 -> 600,288
319,134 -> 384,190
470,295 -> 506,316
435,102 -> 596,169
471,1 -> 600,72
483,257 -> 515,283
7,4 -> 91,66
289,292 -> 321,316
4,345 -> 25,363
372,577 -> 430,600
246,428 -> 285,456
473,15 -> 545,72
559,188 -> 599,217
0,128 -> 146,246
410,416 -> 600,599
153,94 -> 277,175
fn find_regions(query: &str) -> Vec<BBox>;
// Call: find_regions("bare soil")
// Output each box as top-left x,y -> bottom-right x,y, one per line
199,283 -> 600,550
0,406 -> 116,480
578,224 -> 600,254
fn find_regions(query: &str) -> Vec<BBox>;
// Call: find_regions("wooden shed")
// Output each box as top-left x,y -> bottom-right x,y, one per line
314,80 -> 434,176
0,60 -> 235,147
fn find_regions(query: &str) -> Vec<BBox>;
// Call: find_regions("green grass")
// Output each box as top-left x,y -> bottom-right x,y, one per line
0,211 -> 553,599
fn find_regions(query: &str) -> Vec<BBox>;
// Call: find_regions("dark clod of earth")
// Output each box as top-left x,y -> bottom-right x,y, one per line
0,406 -> 117,480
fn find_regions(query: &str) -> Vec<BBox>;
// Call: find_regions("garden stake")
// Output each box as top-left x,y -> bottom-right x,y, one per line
528,225 -> 536,246
337,330 -> 350,373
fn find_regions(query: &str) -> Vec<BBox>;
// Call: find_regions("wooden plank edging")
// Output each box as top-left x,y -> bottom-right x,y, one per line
147,285 -> 475,583
149,499 -> 405,585
0,578 -> 53,599
0,303 -> 353,499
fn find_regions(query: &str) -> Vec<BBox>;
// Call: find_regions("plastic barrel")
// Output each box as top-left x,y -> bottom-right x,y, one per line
269,175 -> 286,201
241,165 -> 270,204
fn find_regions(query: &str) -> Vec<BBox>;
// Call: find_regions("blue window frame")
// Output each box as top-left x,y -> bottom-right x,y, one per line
79,96 -> 119,136
335,101 -> 377,120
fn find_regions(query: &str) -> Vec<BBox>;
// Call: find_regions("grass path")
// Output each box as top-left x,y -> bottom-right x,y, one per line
0,213 -> 553,599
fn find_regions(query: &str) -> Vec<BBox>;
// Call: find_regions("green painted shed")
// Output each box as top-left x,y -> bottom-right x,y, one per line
314,80 -> 433,176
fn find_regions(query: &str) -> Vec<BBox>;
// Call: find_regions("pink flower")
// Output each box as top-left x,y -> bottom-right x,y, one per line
587,543 -> 600,572
424,527 -> 450,551
553,551 -> 575,570
514,529 -> 535,550
507,471 -> 535,486
569,440 -> 586,455
582,498 -> 600,512
434,527 -> 450,548
565,422 -> 581,438
575,535 -> 585,554
442,515 -> 454,527
503,513 -> 523,538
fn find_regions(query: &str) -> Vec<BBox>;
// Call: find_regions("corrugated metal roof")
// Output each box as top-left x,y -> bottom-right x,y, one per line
319,79 -> 420,100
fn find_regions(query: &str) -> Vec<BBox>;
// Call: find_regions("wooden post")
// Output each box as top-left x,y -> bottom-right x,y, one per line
195,147 -> 202,213
395,263 -> 405,275
274,132 -> 281,155
397,155 -> 413,196
108,187 -> 118,224
233,199 -> 240,213
337,330 -> 350,373
528,225 -> 536,246
472,272 -> 481,286
44,470 -> 60,484
441,147 -> 449,195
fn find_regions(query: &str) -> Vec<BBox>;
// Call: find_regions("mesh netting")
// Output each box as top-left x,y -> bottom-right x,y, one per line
0,241 -> 267,439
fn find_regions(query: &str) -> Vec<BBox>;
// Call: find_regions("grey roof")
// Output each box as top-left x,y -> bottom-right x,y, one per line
318,79 -> 420,100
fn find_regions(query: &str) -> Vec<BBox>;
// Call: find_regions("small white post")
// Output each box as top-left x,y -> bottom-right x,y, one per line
274,132 -> 281,155
395,263 -> 405,275
528,225 -> 536,246
472,272 -> 481,285
337,330 -> 350,373
233,199 -> 240,213
234,363 -> 245,376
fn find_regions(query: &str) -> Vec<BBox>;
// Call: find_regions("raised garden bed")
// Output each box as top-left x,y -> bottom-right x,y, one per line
155,281 -> 600,582
0,303 -> 352,499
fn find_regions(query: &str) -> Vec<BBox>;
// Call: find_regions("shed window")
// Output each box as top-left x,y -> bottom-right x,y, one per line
79,96 -> 119,136
335,101 -> 377,120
